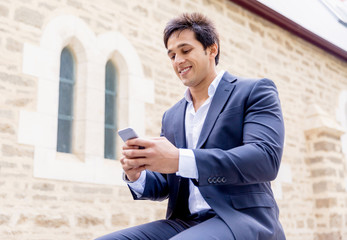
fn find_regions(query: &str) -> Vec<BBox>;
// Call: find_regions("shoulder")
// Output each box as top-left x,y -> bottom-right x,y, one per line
224,72 -> 274,87
162,98 -> 186,119
223,72 -> 277,93
168,98 -> 186,112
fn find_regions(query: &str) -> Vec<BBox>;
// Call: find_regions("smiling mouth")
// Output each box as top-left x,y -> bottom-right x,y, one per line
179,66 -> 191,74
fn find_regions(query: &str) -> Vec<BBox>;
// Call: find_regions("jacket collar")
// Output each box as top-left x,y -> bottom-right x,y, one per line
173,71 -> 237,149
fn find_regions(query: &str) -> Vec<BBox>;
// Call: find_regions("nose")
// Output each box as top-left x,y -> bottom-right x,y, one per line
174,54 -> 185,65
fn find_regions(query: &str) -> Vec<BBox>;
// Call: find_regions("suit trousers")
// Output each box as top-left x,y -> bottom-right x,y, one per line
95,209 -> 235,240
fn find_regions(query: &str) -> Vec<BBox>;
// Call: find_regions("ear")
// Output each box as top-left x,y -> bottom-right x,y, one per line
208,43 -> 218,59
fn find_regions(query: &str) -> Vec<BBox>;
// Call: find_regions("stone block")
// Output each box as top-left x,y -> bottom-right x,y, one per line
0,110 -> 13,119
6,37 -> 22,52
132,5 -> 148,17
0,123 -> 15,135
249,22 -> 264,37
0,161 -> 16,168
75,232 -> 94,240
0,214 -> 10,224
32,183 -> 55,191
0,4 -> 9,17
154,208 -> 166,220
17,214 -> 28,225
306,157 -> 323,164
307,218 -> 315,229
318,132 -> 340,141
314,141 -> 336,152
34,215 -> 69,228
134,215 -> 150,225
67,0 -> 83,9
330,213 -> 342,228
316,198 -> 337,208
73,186 -> 113,194
14,7 -> 43,28
202,0 -> 224,12
314,232 -> 341,240
311,168 -> 336,177
32,194 -> 57,201
328,157 -> 342,164
267,54 -> 281,66
0,72 -> 35,87
76,214 -> 103,228
284,41 -> 293,51
5,97 -> 34,108
228,14 -> 246,26
296,220 -> 305,228
313,181 -> 327,194
112,213 -> 130,226
1,144 -> 33,158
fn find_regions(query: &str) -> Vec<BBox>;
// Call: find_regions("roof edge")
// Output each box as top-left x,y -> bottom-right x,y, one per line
229,0 -> 347,62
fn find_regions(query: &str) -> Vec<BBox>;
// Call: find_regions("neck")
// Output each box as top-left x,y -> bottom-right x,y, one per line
190,70 -> 217,111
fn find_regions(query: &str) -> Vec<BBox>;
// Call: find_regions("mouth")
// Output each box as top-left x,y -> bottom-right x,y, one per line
179,66 -> 191,75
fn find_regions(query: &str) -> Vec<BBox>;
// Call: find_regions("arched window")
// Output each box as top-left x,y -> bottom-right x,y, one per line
19,15 -> 153,184
104,60 -> 117,159
57,47 -> 75,153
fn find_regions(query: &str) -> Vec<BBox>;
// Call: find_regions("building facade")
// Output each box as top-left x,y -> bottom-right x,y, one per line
0,0 -> 346,239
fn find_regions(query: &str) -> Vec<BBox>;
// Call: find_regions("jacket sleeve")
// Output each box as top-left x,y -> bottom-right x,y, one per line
193,78 -> 285,186
133,111 -> 169,201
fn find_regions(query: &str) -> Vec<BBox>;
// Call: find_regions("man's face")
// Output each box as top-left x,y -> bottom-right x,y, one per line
167,29 -> 215,88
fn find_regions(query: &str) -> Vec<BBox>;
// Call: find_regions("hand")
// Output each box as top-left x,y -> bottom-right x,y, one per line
120,159 -> 145,182
120,145 -> 145,182
121,137 -> 179,174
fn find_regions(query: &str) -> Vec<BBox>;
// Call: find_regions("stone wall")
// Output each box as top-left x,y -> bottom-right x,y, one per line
0,0 -> 346,239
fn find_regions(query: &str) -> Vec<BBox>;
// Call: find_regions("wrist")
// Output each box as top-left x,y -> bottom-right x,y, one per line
122,172 -> 135,183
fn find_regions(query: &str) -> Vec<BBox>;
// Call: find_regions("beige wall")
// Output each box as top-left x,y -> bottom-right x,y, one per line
0,0 -> 347,239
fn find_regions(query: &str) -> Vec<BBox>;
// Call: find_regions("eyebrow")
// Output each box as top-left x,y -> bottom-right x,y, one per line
167,43 -> 191,55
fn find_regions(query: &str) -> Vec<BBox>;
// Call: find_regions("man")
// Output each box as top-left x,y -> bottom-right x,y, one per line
96,12 -> 286,240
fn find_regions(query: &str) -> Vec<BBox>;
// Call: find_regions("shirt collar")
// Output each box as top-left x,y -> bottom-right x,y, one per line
184,70 -> 225,103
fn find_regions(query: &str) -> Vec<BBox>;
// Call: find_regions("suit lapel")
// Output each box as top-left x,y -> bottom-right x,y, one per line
196,73 -> 237,149
174,99 -> 188,148
171,99 -> 189,214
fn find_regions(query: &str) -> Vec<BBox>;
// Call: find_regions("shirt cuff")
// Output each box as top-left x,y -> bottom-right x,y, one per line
123,170 -> 146,198
177,148 -> 198,179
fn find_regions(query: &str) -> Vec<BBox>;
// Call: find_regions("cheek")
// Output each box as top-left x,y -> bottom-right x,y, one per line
171,63 -> 177,71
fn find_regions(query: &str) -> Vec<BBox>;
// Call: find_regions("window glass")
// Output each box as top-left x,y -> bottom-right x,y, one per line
104,60 -> 117,159
57,47 -> 75,153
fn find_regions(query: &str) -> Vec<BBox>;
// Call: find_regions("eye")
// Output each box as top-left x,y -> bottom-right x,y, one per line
182,49 -> 191,54
169,54 -> 176,60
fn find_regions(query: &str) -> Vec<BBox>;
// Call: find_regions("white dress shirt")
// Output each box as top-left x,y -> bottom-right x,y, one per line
126,70 -> 225,214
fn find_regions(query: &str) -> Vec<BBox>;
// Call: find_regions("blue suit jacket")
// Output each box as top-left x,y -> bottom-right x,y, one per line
131,72 -> 286,239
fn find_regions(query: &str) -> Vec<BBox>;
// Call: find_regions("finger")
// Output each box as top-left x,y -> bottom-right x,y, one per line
120,157 -> 140,171
122,148 -> 147,159
152,137 -> 165,141
128,165 -> 146,173
120,158 -> 132,171
126,138 -> 151,148
125,158 -> 148,168
122,144 -> 141,150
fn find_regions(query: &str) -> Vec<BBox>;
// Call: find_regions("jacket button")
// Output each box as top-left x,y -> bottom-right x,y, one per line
216,177 -> 222,183
221,177 -> 227,183
208,177 -> 213,184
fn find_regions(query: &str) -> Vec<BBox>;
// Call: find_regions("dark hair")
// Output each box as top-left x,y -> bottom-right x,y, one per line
163,13 -> 220,65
